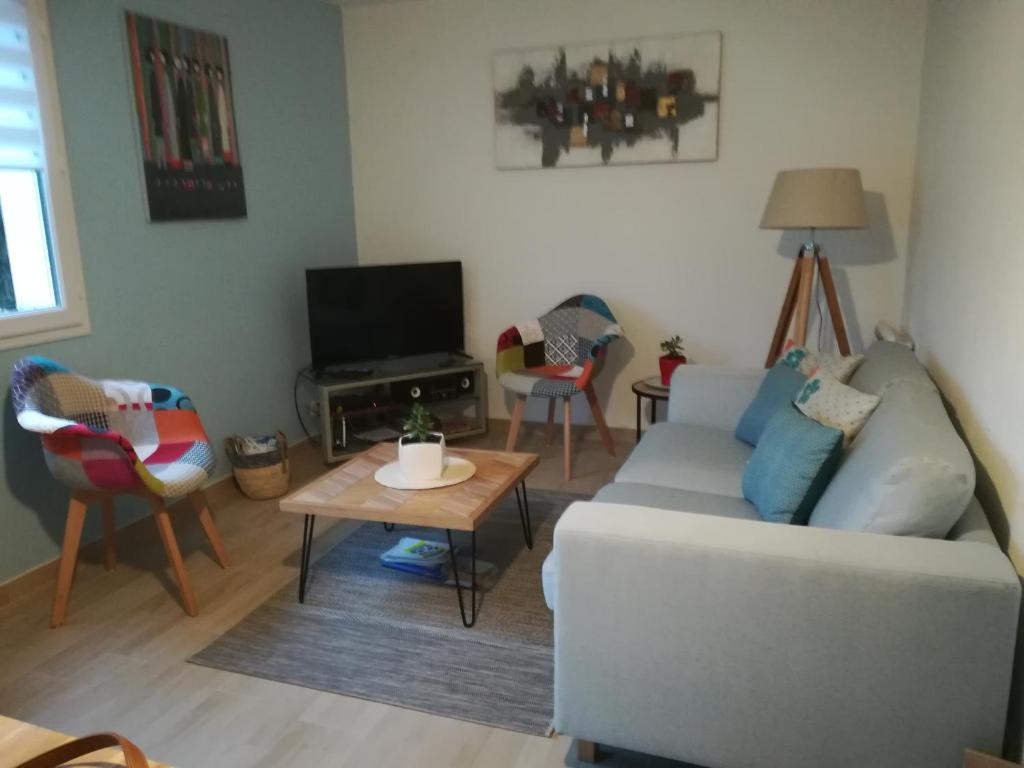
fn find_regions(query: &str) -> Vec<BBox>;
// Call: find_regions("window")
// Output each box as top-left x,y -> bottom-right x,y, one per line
0,0 -> 88,348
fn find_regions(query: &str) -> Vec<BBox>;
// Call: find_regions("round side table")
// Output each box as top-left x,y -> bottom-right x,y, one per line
631,377 -> 670,444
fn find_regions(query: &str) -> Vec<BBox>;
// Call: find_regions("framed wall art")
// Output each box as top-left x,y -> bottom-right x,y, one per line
494,32 -> 722,169
125,12 -> 246,220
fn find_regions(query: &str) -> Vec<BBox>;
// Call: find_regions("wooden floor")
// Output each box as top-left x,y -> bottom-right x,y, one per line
0,419 -> 634,768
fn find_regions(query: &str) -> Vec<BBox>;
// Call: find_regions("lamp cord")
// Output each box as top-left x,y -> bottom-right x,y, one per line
294,366 -> 319,445
814,250 -> 825,351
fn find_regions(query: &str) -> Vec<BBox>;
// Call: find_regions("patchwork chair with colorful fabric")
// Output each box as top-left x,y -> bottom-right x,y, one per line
11,356 -> 230,626
496,295 -> 623,480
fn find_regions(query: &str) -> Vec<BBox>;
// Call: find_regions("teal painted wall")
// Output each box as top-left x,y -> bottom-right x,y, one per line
0,0 -> 356,582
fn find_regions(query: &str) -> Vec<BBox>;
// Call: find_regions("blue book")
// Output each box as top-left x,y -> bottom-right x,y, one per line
380,537 -> 451,566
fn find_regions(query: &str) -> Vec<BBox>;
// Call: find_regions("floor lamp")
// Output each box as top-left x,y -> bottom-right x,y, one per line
760,168 -> 868,367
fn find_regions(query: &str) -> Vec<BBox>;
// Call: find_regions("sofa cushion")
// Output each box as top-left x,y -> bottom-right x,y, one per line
743,406 -> 843,524
809,383 -> 974,537
734,362 -> 807,446
543,482 -> 761,609
593,482 -> 760,521
849,340 -> 937,397
947,497 -> 1000,548
615,422 -> 752,498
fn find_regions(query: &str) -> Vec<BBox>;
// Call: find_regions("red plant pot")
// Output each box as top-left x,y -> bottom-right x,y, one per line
659,355 -> 687,386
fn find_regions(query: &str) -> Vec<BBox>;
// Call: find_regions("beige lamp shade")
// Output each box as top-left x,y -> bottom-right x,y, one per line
760,168 -> 868,230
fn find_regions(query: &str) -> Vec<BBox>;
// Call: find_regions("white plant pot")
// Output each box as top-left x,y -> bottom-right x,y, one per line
398,432 -> 446,481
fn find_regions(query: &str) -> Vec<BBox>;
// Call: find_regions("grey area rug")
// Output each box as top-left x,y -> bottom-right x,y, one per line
190,489 -> 581,735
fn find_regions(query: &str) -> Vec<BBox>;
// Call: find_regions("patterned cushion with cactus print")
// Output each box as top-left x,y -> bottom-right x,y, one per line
794,373 -> 880,444
780,340 -> 864,383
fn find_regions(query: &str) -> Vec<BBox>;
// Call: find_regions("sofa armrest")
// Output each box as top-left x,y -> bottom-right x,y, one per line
667,364 -> 765,431
553,502 -> 1020,768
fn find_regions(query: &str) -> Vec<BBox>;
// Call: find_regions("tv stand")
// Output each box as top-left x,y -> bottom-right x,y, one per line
318,366 -> 374,381
437,350 -> 474,368
315,356 -> 487,463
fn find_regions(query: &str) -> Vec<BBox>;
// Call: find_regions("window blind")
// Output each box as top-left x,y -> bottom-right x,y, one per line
0,0 -> 43,171
0,0 -> 55,314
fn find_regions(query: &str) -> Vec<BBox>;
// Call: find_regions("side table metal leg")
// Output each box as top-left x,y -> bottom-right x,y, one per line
298,513 -> 316,603
515,482 -> 533,549
445,528 -> 477,628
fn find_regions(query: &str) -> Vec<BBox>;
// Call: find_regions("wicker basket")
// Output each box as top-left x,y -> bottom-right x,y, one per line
225,431 -> 290,500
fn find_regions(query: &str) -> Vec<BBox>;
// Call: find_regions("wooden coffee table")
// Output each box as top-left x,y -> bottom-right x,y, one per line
279,442 -> 540,627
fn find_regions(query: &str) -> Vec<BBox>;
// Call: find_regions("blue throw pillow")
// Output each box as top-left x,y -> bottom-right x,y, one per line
735,362 -> 807,446
742,405 -> 843,525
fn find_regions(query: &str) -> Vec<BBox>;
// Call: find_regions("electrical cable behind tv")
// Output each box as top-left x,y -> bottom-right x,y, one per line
294,366 -> 318,445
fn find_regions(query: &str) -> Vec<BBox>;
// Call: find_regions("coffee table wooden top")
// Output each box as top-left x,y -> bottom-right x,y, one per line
279,443 -> 540,532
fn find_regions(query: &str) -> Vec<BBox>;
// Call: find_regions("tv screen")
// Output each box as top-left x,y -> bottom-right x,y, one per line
306,261 -> 464,371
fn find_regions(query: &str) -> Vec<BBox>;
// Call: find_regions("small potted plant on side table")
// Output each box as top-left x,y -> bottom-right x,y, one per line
659,335 -> 687,386
399,403 -> 446,480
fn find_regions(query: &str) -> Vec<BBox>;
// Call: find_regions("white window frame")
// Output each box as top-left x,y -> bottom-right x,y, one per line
0,0 -> 89,349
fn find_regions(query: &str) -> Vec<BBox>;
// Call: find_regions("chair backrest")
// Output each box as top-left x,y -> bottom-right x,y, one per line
537,295 -> 622,367
12,357 -> 107,426
11,356 -> 213,494
12,357 -> 167,438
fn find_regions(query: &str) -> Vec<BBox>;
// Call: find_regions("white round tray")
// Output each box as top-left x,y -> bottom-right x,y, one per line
374,456 -> 476,490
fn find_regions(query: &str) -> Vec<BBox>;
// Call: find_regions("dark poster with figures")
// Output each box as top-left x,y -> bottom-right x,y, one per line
125,12 -> 246,221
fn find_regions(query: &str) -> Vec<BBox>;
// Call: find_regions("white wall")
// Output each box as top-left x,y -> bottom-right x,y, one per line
905,0 -> 1024,567
343,0 -> 928,428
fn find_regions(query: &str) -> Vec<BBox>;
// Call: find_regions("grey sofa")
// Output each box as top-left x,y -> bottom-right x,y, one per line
544,342 -> 1020,768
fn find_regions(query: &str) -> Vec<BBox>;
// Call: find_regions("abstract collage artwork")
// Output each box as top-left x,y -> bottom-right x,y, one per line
125,12 -> 246,221
494,32 -> 722,169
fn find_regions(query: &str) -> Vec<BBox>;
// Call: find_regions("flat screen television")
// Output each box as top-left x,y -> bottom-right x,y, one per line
306,261 -> 464,372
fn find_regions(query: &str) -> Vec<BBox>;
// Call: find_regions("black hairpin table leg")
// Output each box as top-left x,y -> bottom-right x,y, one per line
515,481 -> 533,549
445,528 -> 476,628
383,522 -> 395,532
298,513 -> 316,603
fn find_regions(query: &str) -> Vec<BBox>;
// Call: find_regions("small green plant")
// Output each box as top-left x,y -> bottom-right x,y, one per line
660,335 -> 686,358
402,403 -> 437,442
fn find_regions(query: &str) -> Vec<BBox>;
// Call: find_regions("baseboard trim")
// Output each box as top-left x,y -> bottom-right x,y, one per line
0,437 -> 320,609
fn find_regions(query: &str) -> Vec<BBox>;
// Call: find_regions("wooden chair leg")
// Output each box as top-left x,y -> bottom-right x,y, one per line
101,498 -> 116,571
577,739 -> 599,763
188,490 -> 230,568
563,397 -> 572,481
545,398 -> 556,446
151,503 -> 198,617
584,384 -> 615,457
51,495 -> 88,628
506,395 -> 527,452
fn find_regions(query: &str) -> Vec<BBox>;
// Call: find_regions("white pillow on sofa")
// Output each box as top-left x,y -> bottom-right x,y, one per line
808,384 -> 974,537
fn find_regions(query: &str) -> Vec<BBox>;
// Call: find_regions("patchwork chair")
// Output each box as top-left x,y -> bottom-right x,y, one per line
496,295 -> 623,480
11,356 -> 230,626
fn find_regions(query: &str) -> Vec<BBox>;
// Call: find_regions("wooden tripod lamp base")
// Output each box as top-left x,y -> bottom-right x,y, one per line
759,168 -> 868,366
765,244 -> 852,368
